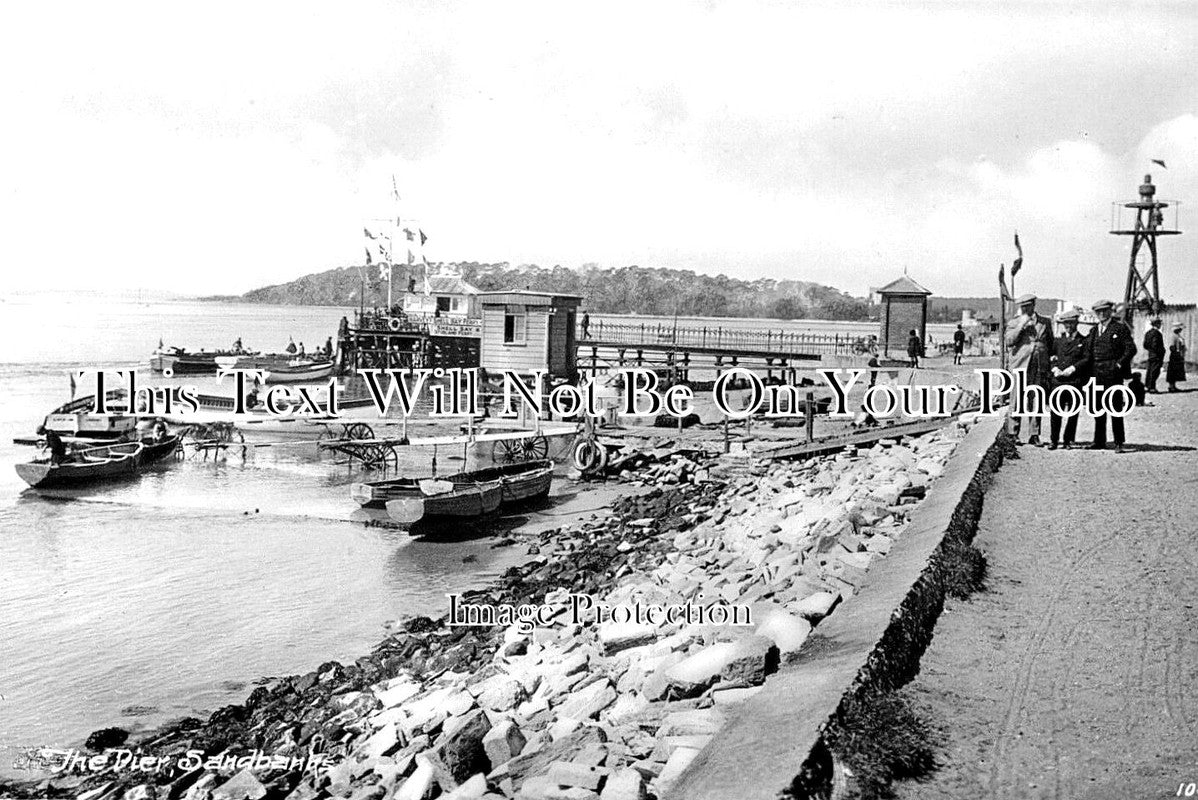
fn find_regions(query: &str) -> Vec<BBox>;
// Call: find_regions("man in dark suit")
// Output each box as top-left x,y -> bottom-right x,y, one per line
1048,308 -> 1089,450
1087,299 -> 1137,452
1143,317 -> 1165,393
953,324 -> 966,365
1005,293 -> 1055,445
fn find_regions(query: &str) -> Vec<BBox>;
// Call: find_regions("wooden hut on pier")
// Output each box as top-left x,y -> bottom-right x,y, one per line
478,291 -> 583,380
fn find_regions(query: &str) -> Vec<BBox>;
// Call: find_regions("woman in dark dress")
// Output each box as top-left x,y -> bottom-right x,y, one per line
1167,323 -> 1187,392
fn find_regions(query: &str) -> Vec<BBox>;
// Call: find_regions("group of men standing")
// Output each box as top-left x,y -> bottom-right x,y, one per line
1006,294 -> 1137,452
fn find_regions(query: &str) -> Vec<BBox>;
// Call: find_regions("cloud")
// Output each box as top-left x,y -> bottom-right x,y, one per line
1,2 -> 1196,304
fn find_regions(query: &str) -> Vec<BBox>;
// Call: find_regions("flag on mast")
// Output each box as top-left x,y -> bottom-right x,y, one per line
419,229 -> 428,246
364,247 -> 373,266
1011,232 -> 1023,277
391,175 -> 400,202
999,263 -> 1010,302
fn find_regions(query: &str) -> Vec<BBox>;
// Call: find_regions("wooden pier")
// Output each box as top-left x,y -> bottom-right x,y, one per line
338,310 -> 871,384
576,319 -> 866,381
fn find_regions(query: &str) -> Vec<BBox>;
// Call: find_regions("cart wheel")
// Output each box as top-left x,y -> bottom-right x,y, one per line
493,437 -> 520,463
360,444 -> 397,471
345,422 -> 374,441
521,434 -> 549,461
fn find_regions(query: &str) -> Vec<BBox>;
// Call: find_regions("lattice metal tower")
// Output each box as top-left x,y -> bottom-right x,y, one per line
1110,173 -> 1181,321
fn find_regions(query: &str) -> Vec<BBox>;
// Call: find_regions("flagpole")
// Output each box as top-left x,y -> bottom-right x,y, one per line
1000,263 -> 1008,371
391,176 -> 401,315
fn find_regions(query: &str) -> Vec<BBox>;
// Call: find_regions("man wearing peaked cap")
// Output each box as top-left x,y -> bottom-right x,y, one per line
1143,317 -> 1165,393
1048,308 -> 1089,449
1005,292 -> 1053,445
1087,299 -> 1137,451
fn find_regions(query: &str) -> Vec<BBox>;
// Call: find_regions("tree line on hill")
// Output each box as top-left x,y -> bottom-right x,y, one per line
207,262 -> 1025,323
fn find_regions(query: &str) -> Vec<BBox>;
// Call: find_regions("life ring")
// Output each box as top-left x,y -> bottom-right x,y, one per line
388,317 -> 401,331
571,438 -> 599,472
589,443 -> 609,475
571,438 -> 608,475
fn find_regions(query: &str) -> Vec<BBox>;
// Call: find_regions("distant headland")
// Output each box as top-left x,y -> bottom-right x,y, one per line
201,262 -> 1043,324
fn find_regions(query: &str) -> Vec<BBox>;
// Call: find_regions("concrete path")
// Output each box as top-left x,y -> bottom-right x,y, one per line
894,391 -> 1198,799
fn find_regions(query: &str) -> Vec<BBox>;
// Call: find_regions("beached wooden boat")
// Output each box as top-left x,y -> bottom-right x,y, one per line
15,435 -> 180,489
353,459 -> 553,510
381,477 -> 502,524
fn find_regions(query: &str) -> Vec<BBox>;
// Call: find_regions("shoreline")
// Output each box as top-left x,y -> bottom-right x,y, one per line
3,416 -> 980,800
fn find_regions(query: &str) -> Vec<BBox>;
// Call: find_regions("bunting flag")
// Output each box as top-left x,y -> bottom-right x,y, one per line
419,229 -> 428,246
422,271 -> 432,295
407,249 -> 415,265
391,175 -> 400,202
364,247 -> 373,266
378,264 -> 391,282
999,263 -> 1010,302
363,227 -> 376,240
404,227 -> 416,242
1011,232 -> 1023,277
378,242 -> 391,262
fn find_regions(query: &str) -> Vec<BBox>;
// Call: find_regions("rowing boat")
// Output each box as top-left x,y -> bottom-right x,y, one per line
352,459 -> 554,510
385,477 -> 505,523
15,435 -> 181,489
261,360 -> 336,384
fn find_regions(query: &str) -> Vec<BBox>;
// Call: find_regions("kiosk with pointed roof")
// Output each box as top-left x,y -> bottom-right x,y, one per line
877,274 -> 932,358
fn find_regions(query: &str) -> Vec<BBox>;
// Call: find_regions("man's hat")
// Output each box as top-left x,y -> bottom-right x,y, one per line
1015,293 -> 1037,305
1057,308 -> 1081,322
1174,323 -> 1185,331
1091,299 -> 1115,311
1150,317 -> 1163,324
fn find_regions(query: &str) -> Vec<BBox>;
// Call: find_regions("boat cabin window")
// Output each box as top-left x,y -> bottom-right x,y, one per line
437,296 -> 452,313
504,307 -> 527,344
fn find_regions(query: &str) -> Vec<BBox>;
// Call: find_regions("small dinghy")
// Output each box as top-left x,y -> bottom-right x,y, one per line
15,435 -> 181,489
261,359 -> 336,384
352,460 -> 554,510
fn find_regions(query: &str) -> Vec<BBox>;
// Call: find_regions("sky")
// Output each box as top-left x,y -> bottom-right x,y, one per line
2,0 -> 1197,304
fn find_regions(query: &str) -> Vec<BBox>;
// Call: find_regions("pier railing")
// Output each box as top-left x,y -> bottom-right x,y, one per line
581,319 -> 863,355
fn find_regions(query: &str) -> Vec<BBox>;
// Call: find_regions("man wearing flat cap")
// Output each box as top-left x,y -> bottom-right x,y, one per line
1005,293 -> 1054,444
1143,317 -> 1165,393
1048,308 -> 1089,449
1087,299 -> 1137,451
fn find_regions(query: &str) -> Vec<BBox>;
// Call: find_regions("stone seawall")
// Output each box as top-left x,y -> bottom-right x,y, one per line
667,415 -> 1006,800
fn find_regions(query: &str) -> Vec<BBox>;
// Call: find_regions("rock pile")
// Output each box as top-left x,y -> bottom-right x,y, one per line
44,420 -> 976,800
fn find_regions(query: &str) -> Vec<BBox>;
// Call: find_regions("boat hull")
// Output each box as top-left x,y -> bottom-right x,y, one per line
498,463 -> 553,505
372,459 -> 555,527
263,362 -> 335,384
385,481 -> 503,523
15,436 -> 180,489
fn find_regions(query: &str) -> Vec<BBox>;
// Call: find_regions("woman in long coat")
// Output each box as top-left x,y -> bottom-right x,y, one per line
1167,324 -> 1187,392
